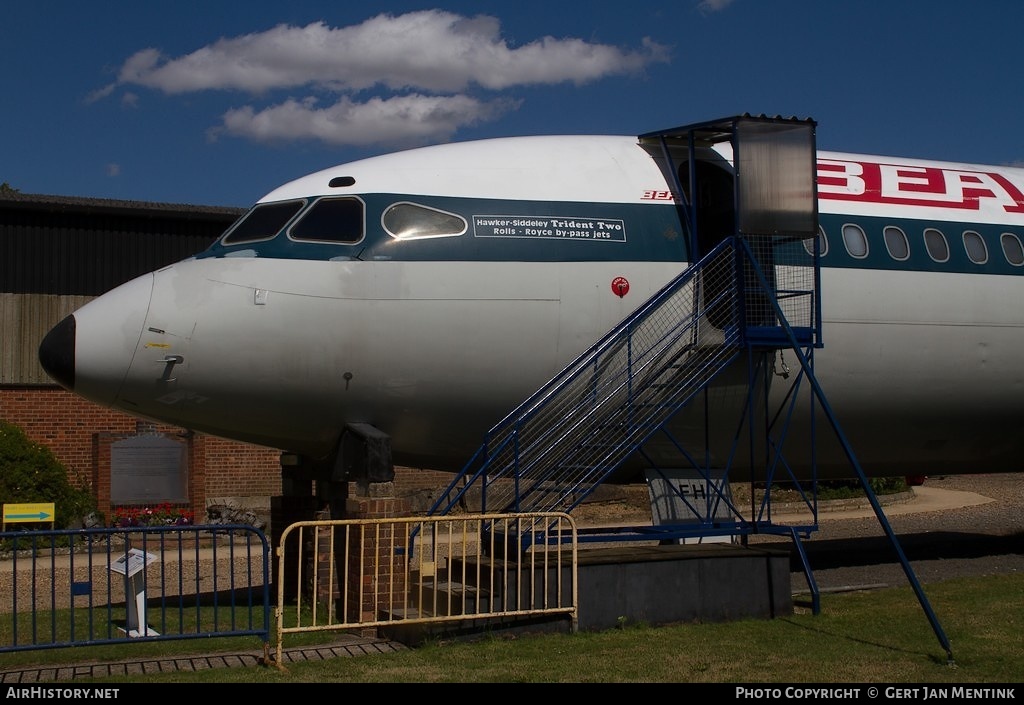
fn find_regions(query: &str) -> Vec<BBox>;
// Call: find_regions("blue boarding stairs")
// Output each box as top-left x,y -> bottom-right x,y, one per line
424,114 -> 953,664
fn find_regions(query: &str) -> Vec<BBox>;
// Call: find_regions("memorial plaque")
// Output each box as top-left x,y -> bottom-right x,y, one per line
110,435 -> 188,503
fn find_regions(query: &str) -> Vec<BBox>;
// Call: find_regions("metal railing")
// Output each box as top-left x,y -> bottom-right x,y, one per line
426,233 -> 822,522
430,239 -> 746,518
0,525 -> 270,655
274,512 -> 578,665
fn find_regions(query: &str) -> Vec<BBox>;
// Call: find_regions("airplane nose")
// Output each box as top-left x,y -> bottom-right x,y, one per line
38,314 -> 76,390
37,272 -> 154,407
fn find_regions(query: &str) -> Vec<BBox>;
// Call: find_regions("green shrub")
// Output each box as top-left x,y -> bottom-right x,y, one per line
764,476 -> 910,501
869,476 -> 910,494
0,420 -> 99,529
814,476 -> 909,499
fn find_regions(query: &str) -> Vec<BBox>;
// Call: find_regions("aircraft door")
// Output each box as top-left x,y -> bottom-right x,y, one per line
680,159 -> 735,259
680,158 -> 779,329
680,159 -> 736,331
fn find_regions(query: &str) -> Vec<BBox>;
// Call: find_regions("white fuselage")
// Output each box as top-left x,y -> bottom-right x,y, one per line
45,134 -> 1024,480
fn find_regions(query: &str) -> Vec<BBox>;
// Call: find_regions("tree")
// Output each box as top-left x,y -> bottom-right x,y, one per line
0,420 -> 98,528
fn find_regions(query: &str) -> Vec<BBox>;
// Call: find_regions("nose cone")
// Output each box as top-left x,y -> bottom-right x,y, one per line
37,272 -> 155,407
38,314 -> 77,390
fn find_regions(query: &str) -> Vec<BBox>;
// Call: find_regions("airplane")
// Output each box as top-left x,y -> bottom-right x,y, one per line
36,114 -> 1024,494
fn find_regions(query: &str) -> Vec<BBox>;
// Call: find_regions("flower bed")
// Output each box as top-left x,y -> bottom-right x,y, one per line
111,503 -> 195,528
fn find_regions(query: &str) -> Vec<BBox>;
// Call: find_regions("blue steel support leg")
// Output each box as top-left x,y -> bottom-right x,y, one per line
789,527 -> 820,615
789,352 -> 953,664
737,239 -> 955,665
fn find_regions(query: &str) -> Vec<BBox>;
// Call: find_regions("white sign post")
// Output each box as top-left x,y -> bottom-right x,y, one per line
110,548 -> 160,637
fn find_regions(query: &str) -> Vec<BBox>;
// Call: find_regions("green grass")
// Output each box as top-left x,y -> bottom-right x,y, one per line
0,600 -> 340,668
5,573 -> 1022,683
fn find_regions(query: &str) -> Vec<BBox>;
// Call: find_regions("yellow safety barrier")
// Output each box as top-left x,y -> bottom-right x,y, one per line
274,512 -> 578,665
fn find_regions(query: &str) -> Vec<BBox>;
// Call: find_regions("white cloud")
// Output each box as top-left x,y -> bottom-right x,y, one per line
697,0 -> 736,13
213,94 -> 522,148
111,12 -> 667,94
95,10 -> 670,147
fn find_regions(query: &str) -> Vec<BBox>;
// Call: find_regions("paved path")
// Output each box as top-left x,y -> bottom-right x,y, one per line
768,483 -> 994,523
0,634 -> 408,683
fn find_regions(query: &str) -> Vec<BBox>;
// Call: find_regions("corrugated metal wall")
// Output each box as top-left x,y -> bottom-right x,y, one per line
1,293 -> 91,383
0,206 -> 230,296
1,196 -> 243,385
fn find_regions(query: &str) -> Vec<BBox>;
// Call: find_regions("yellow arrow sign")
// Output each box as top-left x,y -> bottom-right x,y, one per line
2,502 -> 56,524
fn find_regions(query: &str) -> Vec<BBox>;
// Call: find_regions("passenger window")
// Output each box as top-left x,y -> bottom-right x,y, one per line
290,197 -> 364,243
221,200 -> 304,245
841,223 -> 868,259
962,231 -> 987,265
382,202 -> 467,240
802,225 -> 828,257
1001,232 -> 1024,266
923,228 -> 950,263
883,226 -> 909,261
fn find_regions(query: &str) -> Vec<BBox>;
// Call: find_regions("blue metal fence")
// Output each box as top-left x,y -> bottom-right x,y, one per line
0,524 -> 271,654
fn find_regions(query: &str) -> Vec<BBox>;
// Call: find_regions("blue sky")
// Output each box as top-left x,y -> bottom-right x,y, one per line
3,0 -> 1023,208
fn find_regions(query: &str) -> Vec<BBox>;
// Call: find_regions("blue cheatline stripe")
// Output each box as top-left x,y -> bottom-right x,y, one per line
199,193 -> 1024,277
818,213 -> 1024,276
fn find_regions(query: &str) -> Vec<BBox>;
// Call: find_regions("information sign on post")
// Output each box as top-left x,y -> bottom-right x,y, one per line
109,548 -> 160,637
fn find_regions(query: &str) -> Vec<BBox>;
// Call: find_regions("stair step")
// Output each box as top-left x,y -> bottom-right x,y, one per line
427,248 -> 752,526
412,580 -> 495,616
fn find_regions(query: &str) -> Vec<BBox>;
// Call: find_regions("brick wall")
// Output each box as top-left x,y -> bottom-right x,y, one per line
392,467 -> 458,494
2,387 -> 471,523
1,387 -> 282,521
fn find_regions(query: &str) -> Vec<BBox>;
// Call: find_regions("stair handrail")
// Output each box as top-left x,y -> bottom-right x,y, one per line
427,238 -> 740,517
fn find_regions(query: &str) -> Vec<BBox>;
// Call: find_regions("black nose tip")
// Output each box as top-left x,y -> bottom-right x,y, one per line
39,314 -> 76,390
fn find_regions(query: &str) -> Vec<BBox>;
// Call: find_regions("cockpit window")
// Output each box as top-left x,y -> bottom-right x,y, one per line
290,197 -> 364,243
221,200 -> 305,245
382,202 -> 467,240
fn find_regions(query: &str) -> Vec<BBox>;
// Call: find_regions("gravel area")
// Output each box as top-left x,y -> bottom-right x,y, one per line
573,473 -> 1024,592
768,473 -> 1024,592
3,474 -> 1018,618
0,536 -> 266,615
